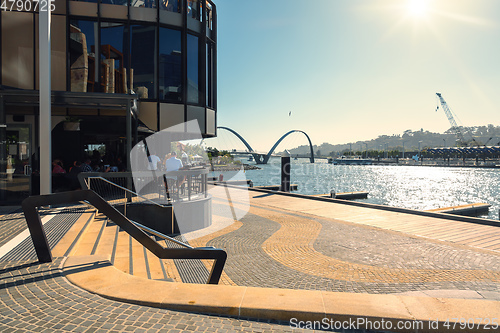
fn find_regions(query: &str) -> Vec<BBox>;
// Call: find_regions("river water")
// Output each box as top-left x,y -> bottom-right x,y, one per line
215,157 -> 500,220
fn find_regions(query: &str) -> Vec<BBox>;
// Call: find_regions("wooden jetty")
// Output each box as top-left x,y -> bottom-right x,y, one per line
312,191 -> 369,200
216,180 -> 253,186
254,184 -> 298,191
426,203 -> 491,217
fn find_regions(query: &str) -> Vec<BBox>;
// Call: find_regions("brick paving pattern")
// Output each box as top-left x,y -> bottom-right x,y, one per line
0,211 -> 26,248
0,259 -> 314,333
2,189 -> 500,332
204,204 -> 500,294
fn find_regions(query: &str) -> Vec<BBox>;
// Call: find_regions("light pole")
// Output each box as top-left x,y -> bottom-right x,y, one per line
363,142 -> 368,158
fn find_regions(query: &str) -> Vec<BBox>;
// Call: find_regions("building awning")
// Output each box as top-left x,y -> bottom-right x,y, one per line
0,87 -> 138,113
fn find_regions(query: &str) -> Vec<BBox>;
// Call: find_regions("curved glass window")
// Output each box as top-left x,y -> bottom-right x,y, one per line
160,0 -> 180,12
68,1 -> 215,108
187,34 -> 199,104
206,42 -> 215,108
187,0 -> 201,21
69,19 -> 98,92
101,0 -> 127,5
131,0 -> 156,8
100,22 -> 127,93
159,28 -> 182,102
130,25 -> 157,99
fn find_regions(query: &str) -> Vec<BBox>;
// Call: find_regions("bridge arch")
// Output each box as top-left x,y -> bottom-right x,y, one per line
216,126 -> 266,162
216,126 -> 255,153
215,127 -> 314,164
263,130 -> 314,164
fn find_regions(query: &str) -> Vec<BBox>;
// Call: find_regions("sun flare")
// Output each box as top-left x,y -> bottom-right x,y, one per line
408,0 -> 429,17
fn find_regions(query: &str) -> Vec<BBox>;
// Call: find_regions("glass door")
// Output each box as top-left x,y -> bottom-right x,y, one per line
0,124 -> 32,204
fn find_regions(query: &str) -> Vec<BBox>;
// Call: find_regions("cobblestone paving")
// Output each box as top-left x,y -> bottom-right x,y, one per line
0,211 -> 26,248
205,204 -> 500,294
0,259 -> 325,333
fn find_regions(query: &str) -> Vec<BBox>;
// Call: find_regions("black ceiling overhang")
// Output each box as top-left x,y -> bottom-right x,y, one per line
0,87 -> 138,114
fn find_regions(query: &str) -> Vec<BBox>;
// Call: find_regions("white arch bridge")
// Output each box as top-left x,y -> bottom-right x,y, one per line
216,127 -> 315,165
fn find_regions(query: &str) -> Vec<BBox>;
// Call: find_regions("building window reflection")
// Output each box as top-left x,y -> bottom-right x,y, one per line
100,22 -> 127,93
206,1 -> 213,29
187,0 -> 201,21
131,0 -> 156,8
69,20 -> 98,92
187,34 -> 199,104
68,0 -> 215,104
101,0 -> 127,5
130,25 -> 156,99
206,42 -> 215,108
160,0 -> 180,12
159,28 -> 182,102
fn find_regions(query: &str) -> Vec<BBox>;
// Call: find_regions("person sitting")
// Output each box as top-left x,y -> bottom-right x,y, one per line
165,151 -> 183,172
81,158 -> 93,173
68,160 -> 83,190
52,159 -> 65,174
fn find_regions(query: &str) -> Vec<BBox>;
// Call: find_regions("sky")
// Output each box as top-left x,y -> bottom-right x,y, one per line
206,0 -> 500,152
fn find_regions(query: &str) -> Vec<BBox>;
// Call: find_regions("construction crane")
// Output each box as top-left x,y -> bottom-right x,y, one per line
435,93 -> 478,147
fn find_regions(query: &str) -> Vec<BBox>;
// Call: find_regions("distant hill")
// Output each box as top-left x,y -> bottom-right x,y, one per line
286,125 -> 500,157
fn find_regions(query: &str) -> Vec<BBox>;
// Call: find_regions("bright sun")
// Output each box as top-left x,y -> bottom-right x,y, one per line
408,0 -> 429,17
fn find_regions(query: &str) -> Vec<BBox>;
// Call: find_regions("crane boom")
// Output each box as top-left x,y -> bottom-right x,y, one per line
436,92 -> 466,145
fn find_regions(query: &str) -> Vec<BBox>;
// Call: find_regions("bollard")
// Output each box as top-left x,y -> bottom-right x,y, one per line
330,190 -> 336,198
281,150 -> 291,192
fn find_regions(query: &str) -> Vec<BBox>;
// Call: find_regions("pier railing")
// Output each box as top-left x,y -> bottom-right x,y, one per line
78,169 -> 209,204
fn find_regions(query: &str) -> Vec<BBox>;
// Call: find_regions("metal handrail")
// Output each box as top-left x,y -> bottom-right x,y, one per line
131,220 -> 193,249
85,176 -> 192,249
22,190 -> 226,284
86,176 -> 164,208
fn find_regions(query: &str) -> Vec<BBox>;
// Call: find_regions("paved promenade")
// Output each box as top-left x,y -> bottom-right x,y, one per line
204,191 -> 500,296
0,259 -> 294,332
1,187 -> 500,332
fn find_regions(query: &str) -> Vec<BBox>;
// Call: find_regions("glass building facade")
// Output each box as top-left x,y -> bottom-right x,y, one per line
0,0 -> 217,203
0,0 -> 216,134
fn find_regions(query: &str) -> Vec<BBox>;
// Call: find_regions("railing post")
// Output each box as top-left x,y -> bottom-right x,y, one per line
281,150 -> 291,192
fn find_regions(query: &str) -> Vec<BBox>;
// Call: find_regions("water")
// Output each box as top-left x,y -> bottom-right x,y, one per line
214,157 -> 500,220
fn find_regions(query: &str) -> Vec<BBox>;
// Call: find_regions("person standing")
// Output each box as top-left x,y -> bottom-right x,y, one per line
164,152 -> 183,198
147,154 -> 162,171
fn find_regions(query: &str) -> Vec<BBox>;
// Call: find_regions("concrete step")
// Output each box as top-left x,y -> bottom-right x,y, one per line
69,213 -> 183,283
72,216 -> 107,257
51,209 -> 96,257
